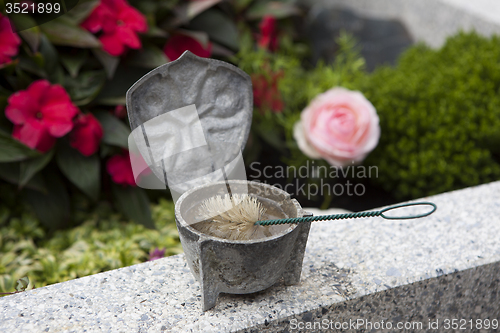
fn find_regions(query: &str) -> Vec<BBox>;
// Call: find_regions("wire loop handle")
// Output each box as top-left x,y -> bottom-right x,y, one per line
255,202 -> 437,226
379,202 -> 436,220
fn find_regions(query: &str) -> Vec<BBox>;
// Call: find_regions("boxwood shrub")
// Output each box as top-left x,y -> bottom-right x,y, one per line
362,32 -> 500,199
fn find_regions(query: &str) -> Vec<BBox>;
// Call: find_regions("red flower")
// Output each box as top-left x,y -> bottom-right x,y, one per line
164,34 -> 212,61
251,72 -> 284,113
107,151 -> 136,186
81,0 -> 147,56
0,13 -> 21,65
258,15 -> 278,52
70,113 -> 103,156
6,80 -> 79,152
114,104 -> 127,118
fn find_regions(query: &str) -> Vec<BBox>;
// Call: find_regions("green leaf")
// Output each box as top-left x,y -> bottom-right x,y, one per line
94,96 -> 126,106
9,14 -> 38,32
92,49 -> 120,79
233,0 -> 253,13
23,171 -> 70,229
94,111 -> 130,148
32,52 -> 45,69
7,63 -> 34,90
189,9 -> 239,50
144,26 -> 168,38
175,29 -> 210,48
95,66 -> 150,104
211,42 -> 234,57
125,44 -> 169,69
65,70 -> 106,106
186,0 -> 221,19
19,149 -> 54,188
112,184 -> 155,229
169,0 -> 220,26
40,17 -> 101,48
19,27 -> 41,53
39,34 -> 59,74
65,0 -> 100,24
60,50 -> 88,78
0,163 -> 20,184
99,144 -> 114,158
15,277 -> 30,292
0,96 -> 9,127
254,121 -> 286,151
0,131 -> 41,163
56,142 -> 100,201
18,54 -> 46,78
246,1 -> 301,20
0,163 -> 47,193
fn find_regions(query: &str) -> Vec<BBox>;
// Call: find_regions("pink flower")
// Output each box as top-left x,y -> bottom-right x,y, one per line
70,113 -> 103,156
6,80 -> 79,152
163,34 -> 212,61
251,71 -> 284,113
107,151 -> 136,186
0,13 -> 21,65
258,15 -> 278,52
114,104 -> 127,118
148,247 -> 166,261
293,87 -> 380,166
81,0 -> 147,56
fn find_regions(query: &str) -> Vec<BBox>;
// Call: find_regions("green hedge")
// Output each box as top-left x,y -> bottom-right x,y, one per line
240,31 -> 500,202
363,32 -> 500,199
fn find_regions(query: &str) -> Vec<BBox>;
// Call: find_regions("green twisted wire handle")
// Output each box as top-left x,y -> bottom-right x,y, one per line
255,202 -> 437,226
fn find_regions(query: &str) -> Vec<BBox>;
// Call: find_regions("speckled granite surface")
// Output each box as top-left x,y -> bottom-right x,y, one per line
1,181 -> 500,332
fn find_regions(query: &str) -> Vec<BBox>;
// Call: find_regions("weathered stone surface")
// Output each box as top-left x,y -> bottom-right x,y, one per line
306,7 -> 413,71
1,181 -> 499,332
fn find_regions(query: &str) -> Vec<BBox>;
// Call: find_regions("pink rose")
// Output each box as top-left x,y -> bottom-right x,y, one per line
293,87 -> 380,166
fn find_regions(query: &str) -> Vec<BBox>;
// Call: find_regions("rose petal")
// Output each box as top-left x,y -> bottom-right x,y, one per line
293,121 -> 322,159
298,87 -> 380,166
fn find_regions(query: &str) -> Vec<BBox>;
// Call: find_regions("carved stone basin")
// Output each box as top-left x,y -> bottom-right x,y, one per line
175,180 -> 311,311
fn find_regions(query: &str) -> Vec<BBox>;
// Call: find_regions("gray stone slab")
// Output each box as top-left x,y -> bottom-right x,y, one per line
306,7 -> 414,71
250,261 -> 500,332
303,0 -> 500,48
1,181 -> 500,332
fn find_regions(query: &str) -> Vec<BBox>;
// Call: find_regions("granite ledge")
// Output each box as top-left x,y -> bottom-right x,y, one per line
1,181 -> 500,332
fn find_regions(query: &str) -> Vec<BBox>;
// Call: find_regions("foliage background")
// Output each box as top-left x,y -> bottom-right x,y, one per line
1,0 -> 500,294
0,0 -> 302,230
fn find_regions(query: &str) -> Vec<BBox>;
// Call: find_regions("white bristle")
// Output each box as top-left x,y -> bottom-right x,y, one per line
195,194 -> 267,240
